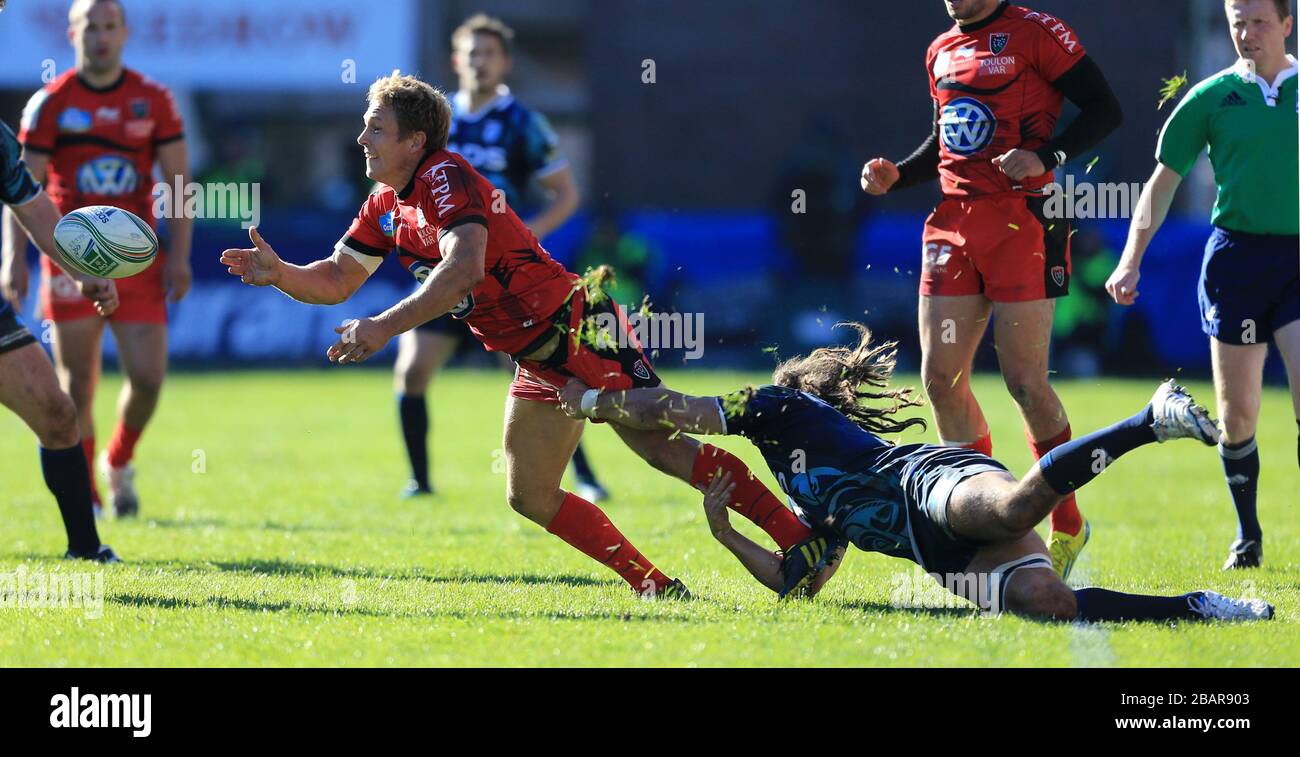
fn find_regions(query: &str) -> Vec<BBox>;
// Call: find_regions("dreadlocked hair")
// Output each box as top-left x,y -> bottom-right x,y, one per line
771,322 -> 927,436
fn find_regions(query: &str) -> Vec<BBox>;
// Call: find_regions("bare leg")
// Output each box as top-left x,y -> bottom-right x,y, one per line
50,316 -> 104,441
504,394 -> 676,592
919,294 -> 993,445
992,299 -> 1069,441
1211,338 -> 1268,551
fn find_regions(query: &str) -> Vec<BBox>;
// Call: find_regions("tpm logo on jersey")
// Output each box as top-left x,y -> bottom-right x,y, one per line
76,156 -> 139,195
129,98 -> 150,119
940,97 -> 996,156
633,360 -> 651,381
990,33 -> 1010,54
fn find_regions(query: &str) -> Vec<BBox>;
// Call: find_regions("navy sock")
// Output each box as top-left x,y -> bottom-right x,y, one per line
1038,405 -> 1157,495
40,444 -> 101,554
1074,588 -> 1201,622
1220,437 -> 1261,542
570,443 -> 599,486
398,394 -> 430,489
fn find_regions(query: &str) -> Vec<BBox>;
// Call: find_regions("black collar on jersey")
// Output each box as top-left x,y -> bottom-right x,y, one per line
396,147 -> 439,201
958,0 -> 1009,33
76,70 -> 126,93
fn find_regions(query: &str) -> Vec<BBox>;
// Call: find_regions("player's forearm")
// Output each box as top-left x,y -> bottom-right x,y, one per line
273,259 -> 357,305
9,194 -> 63,268
526,185 -> 579,240
587,388 -> 722,434
893,101 -> 941,191
714,528 -> 783,593
373,259 -> 483,337
167,214 -> 194,262
1121,166 -> 1182,267
1,206 -> 27,266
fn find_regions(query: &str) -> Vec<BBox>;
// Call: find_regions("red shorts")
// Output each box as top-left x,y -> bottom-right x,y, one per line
40,246 -> 168,323
919,193 -> 1071,302
509,288 -> 661,405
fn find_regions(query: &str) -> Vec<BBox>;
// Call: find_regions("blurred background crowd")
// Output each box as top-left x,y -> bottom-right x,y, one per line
0,0 -> 1279,379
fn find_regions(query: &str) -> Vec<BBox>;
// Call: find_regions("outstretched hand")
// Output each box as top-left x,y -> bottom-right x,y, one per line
220,226 -> 282,287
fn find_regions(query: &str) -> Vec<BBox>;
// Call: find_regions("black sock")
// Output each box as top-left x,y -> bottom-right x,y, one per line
40,444 -> 101,554
570,443 -> 598,486
397,394 -> 429,489
1295,420 -> 1299,469
1074,588 -> 1201,622
1038,405 -> 1157,494
1220,436 -> 1261,542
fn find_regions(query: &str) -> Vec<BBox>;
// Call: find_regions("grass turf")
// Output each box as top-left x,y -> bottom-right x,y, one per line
1,368 -> 1296,666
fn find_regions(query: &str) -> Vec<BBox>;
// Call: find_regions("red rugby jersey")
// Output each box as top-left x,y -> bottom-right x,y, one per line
18,68 -> 184,222
926,3 -> 1085,197
338,149 -> 577,354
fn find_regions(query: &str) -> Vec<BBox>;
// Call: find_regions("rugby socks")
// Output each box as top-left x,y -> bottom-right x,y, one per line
691,444 -> 811,551
570,443 -> 599,486
546,491 -> 671,593
105,422 -> 143,468
80,436 -> 101,507
943,433 -> 993,458
1295,419 -> 1299,469
1219,437 -> 1261,543
1028,425 -> 1083,536
40,444 -> 102,553
397,394 -> 430,490
1074,588 -> 1203,622
1038,405 -> 1157,495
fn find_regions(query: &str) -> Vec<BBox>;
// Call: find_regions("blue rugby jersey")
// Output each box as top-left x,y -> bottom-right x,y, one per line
447,86 -> 566,212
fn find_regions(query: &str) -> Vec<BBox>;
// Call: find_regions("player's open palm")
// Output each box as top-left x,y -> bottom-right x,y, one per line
861,158 -> 900,196
221,226 -> 282,286
1105,264 -> 1141,306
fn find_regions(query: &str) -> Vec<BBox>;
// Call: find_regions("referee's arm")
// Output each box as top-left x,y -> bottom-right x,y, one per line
1107,164 -> 1183,305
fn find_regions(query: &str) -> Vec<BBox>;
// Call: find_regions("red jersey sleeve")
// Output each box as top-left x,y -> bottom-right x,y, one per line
149,80 -> 185,145
421,158 -> 489,239
17,86 -> 60,154
337,191 -> 395,261
1026,12 -> 1086,83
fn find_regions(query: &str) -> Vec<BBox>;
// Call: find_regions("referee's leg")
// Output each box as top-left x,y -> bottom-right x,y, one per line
1273,319 -> 1300,468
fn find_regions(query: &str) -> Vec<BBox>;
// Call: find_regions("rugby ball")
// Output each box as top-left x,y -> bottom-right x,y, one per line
53,205 -> 159,279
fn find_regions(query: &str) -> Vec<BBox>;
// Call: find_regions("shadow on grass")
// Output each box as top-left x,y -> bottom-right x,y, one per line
143,518 -> 344,534
128,557 -> 612,588
824,598 -> 979,619
108,592 -> 702,623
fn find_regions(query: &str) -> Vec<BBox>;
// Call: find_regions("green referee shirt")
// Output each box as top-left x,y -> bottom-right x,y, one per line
1157,55 -> 1299,236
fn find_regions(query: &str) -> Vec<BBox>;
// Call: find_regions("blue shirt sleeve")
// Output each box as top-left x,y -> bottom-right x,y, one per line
0,120 -> 40,207
719,385 -> 808,439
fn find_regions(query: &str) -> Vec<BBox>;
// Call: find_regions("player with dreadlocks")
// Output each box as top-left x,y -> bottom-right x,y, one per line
558,323 -> 1274,622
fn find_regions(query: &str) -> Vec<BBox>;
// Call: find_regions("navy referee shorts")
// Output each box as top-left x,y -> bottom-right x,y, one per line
1199,226 -> 1300,345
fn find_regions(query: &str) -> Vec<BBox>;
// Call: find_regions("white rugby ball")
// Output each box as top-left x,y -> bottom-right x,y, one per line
53,205 -> 159,279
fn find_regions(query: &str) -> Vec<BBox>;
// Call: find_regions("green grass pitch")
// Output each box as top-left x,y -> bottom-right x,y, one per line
1,368 -> 1296,666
